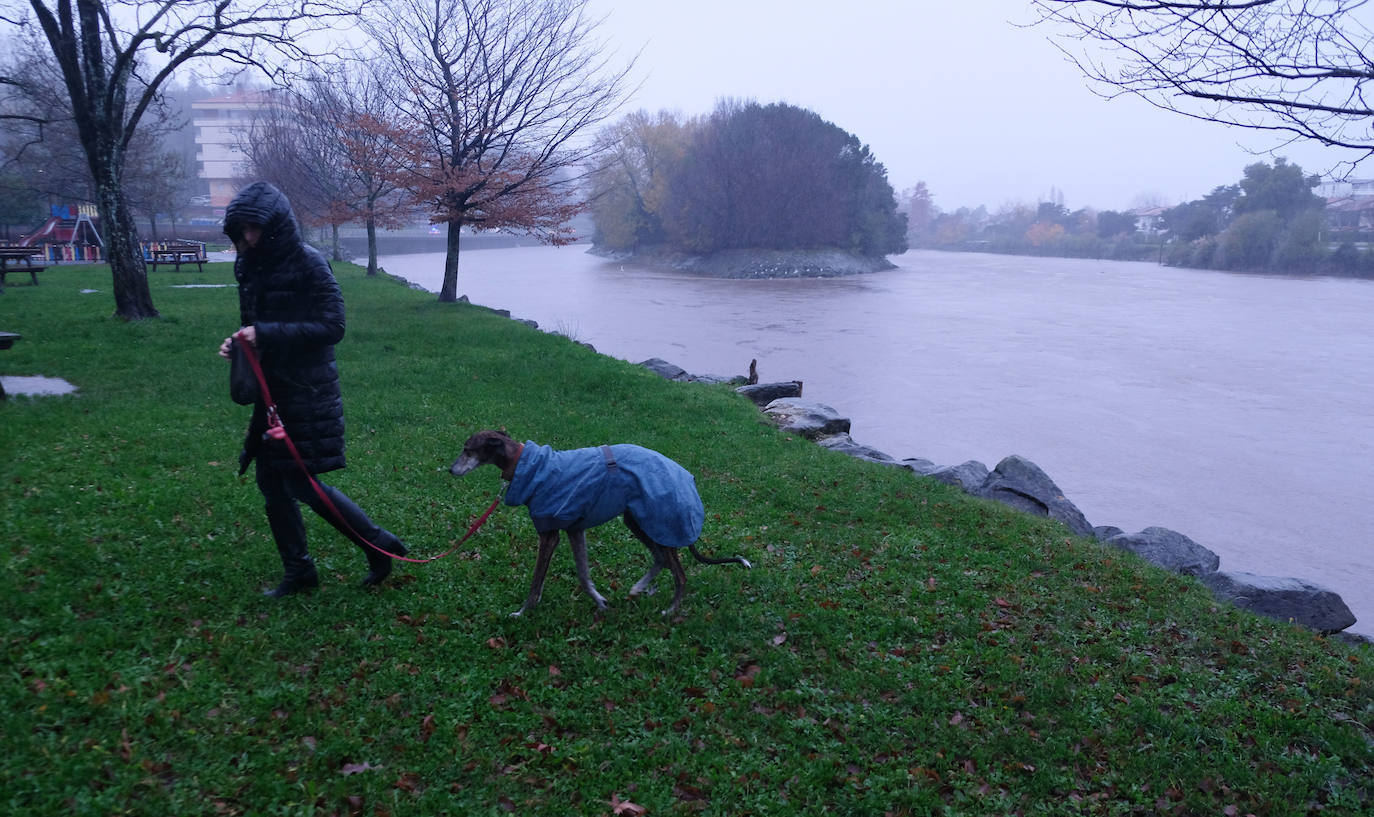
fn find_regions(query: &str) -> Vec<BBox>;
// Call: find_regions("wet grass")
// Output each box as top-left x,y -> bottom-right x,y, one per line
1,262 -> 1372,816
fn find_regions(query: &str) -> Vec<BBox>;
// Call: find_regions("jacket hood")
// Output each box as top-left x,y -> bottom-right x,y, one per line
224,182 -> 302,263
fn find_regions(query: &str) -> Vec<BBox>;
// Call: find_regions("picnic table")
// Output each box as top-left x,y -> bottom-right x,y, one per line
147,242 -> 208,272
0,331 -> 18,400
0,246 -> 46,291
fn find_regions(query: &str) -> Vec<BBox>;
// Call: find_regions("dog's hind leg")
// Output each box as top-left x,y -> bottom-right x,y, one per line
514,531 -> 562,617
624,513 -> 665,597
658,546 -> 688,616
567,529 -> 608,610
625,513 -> 688,614
629,547 -> 667,597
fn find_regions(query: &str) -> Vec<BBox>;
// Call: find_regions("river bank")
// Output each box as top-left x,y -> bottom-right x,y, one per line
378,245 -> 1374,639
588,245 -> 896,278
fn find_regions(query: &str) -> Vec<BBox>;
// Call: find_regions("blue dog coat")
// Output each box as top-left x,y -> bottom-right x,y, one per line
504,441 -> 704,548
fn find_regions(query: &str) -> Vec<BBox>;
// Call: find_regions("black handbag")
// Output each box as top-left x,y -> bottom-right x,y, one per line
229,340 -> 260,405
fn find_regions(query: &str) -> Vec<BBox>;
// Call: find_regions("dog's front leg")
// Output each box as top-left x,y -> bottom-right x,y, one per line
514,531 -> 561,617
568,530 -> 608,610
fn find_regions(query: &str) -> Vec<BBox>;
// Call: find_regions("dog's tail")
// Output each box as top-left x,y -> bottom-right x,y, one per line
688,544 -> 752,569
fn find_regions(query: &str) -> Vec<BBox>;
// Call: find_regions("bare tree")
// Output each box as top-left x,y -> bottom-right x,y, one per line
367,0 -> 635,302
1031,1 -> 1374,166
239,88 -> 340,246
240,70 -> 413,273
0,1 -> 361,320
0,35 -> 51,165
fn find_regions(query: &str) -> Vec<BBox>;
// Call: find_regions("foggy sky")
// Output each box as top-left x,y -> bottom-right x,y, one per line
587,0 -> 1349,213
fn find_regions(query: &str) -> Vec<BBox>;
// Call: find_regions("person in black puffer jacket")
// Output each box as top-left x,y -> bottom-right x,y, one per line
217,181 -> 408,597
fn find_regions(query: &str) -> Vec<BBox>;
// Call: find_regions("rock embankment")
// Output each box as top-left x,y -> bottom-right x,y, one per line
644,359 -> 1363,641
454,296 -> 1363,642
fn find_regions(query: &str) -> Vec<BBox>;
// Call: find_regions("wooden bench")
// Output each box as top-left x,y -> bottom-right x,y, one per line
0,331 -> 18,400
147,242 -> 208,272
0,247 -> 46,291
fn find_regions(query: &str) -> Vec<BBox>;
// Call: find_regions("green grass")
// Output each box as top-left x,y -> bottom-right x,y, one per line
2,263 -> 1372,816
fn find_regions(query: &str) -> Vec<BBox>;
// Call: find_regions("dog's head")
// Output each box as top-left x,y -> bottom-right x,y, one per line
450,429 -> 518,477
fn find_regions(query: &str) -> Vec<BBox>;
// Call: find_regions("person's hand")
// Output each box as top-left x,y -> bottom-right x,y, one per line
218,336 -> 233,359
233,325 -> 257,347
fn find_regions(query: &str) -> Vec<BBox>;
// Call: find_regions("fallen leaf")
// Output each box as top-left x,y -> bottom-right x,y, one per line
771,633 -> 787,646
341,761 -> 381,776
420,714 -> 436,742
610,794 -> 648,816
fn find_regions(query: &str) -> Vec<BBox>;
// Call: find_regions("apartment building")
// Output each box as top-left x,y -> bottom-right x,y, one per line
191,90 -> 276,207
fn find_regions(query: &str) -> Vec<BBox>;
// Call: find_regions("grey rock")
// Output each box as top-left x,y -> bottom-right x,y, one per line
1200,571 -> 1356,635
763,398 -> 850,440
736,380 -> 804,406
817,433 -> 901,466
901,457 -> 941,475
926,460 -> 990,492
1106,526 -> 1220,577
639,358 -> 689,381
975,455 -> 1094,537
686,373 -> 748,385
1094,525 -> 1124,542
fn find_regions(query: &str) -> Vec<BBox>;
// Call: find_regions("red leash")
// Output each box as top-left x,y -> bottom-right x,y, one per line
237,339 -> 499,564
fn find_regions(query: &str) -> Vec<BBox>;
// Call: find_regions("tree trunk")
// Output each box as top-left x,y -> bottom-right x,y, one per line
147,214 -> 159,242
438,221 -> 463,302
97,177 -> 159,320
331,223 -> 343,262
365,217 -> 378,276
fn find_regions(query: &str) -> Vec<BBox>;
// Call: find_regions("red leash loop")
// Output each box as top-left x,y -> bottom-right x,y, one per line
237,339 -> 498,563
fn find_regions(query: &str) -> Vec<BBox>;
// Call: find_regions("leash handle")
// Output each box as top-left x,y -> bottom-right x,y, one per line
236,340 -> 498,563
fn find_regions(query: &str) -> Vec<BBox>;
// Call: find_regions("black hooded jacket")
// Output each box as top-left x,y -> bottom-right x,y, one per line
225,182 -> 346,475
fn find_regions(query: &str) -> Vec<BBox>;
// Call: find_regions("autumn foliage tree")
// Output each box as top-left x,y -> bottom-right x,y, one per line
242,71 -> 412,274
586,109 -> 692,250
366,0 -> 634,302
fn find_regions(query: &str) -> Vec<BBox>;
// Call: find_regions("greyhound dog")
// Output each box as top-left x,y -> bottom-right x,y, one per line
450,429 -> 751,616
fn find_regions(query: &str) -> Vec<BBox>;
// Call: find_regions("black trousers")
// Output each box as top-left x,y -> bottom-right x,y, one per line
255,457 -> 389,557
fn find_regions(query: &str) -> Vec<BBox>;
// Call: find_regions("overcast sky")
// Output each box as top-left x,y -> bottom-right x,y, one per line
586,0 -> 1348,213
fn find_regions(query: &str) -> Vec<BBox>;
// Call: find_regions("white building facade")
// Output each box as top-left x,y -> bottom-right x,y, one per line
191,90 -> 275,207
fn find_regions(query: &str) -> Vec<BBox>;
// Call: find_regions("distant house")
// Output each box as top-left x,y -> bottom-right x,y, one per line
1324,195 -> 1374,234
1130,206 -> 1168,237
191,90 -> 277,208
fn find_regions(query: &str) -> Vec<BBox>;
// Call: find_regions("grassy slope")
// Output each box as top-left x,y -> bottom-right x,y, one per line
1,263 -> 1371,817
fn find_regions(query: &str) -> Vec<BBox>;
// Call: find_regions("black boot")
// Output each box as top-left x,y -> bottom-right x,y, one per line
309,483 -> 408,587
360,530 -> 409,588
263,503 -> 319,597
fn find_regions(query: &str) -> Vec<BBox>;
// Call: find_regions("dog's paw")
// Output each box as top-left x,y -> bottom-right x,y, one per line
509,609 -> 525,618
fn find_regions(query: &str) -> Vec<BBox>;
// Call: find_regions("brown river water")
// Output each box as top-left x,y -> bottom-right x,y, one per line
379,246 -> 1374,638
